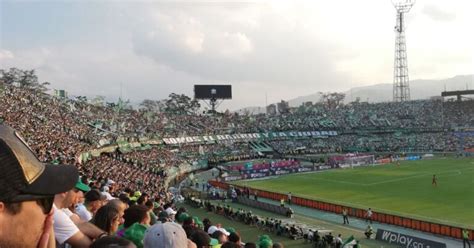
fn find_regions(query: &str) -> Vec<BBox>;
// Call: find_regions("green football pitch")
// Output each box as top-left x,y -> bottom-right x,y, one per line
233,158 -> 474,228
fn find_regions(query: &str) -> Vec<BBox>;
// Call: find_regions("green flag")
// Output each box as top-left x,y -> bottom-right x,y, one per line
342,235 -> 357,247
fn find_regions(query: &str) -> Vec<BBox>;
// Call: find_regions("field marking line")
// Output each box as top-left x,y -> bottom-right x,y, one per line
313,177 -> 368,186
366,167 -> 474,186
366,173 -> 429,186
437,167 -> 474,177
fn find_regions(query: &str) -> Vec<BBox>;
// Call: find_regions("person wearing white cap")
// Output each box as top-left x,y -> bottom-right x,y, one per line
207,225 -> 219,235
165,207 -> 177,221
143,222 -> 196,248
102,186 -> 114,201
207,225 -> 230,236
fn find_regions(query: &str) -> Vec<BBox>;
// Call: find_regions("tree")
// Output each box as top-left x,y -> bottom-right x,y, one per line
164,93 -> 200,114
37,82 -> 50,93
91,95 -> 106,107
75,96 -> 88,104
139,99 -> 159,112
0,68 -> 22,85
319,92 -> 345,109
106,102 -> 116,108
114,97 -> 131,113
0,68 -> 38,87
19,69 -> 39,87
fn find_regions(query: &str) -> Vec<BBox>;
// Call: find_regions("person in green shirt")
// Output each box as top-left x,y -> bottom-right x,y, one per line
463,229 -> 471,248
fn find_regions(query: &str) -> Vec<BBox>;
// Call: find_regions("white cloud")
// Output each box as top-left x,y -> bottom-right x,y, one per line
422,3 -> 456,22
130,2 -> 350,91
0,49 -> 14,60
1,0 -> 472,110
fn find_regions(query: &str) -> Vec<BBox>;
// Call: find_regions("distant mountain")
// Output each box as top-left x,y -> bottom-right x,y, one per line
234,106 -> 266,115
235,75 -> 473,113
288,75 -> 473,106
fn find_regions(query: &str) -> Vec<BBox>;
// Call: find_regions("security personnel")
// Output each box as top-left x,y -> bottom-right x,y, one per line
342,208 -> 349,224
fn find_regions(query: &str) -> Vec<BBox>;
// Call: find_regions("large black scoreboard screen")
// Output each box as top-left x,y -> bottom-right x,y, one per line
194,85 -> 232,99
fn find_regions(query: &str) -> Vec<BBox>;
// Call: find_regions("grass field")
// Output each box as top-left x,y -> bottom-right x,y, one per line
234,158 -> 474,228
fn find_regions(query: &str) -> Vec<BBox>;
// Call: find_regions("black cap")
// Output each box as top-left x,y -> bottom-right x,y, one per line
0,124 -> 79,201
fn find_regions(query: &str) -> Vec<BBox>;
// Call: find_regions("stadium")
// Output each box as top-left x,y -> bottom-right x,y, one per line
1,74 -> 473,247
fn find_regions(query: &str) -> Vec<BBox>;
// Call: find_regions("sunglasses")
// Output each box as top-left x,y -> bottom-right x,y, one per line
8,194 -> 55,215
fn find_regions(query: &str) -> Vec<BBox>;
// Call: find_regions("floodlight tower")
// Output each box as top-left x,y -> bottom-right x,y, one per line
392,0 -> 415,102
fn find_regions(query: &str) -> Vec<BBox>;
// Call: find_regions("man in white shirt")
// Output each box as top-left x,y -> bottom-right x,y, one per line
54,179 -> 105,247
365,208 -> 373,224
76,189 -> 105,221
102,186 -> 115,201
335,234 -> 343,248
53,204 -> 81,246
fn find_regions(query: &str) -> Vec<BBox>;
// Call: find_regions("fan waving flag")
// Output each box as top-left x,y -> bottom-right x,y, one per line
343,235 -> 357,247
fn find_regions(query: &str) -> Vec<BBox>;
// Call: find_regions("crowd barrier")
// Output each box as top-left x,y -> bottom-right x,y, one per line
208,180 -> 473,241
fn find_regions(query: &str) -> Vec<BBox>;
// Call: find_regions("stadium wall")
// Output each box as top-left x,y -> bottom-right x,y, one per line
208,180 -> 474,241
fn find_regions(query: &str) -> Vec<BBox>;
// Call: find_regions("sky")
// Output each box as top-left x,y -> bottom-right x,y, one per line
0,0 -> 472,110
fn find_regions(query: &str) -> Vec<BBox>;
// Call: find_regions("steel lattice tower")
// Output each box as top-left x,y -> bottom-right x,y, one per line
392,0 -> 415,102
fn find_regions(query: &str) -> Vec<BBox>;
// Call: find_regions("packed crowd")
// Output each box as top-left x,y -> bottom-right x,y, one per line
269,132 -> 468,154
1,124 -> 284,247
1,84 -> 473,164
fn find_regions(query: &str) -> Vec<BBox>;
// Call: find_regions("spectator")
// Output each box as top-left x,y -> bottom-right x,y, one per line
106,199 -> 128,225
118,205 -> 150,236
211,230 -> 229,244
335,234 -> 343,248
228,231 -> 244,246
190,229 -> 219,248
101,185 -> 115,201
0,124 -> 78,248
121,205 -> 151,248
144,200 -> 157,225
92,205 -> 122,235
182,216 -> 198,237
203,218 -> 212,232
53,178 -> 105,247
77,189 -> 106,221
143,222 -> 194,248
165,206 -> 178,221
158,210 -> 170,223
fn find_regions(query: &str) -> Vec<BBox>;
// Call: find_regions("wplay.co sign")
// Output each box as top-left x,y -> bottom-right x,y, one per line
376,229 -> 446,248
